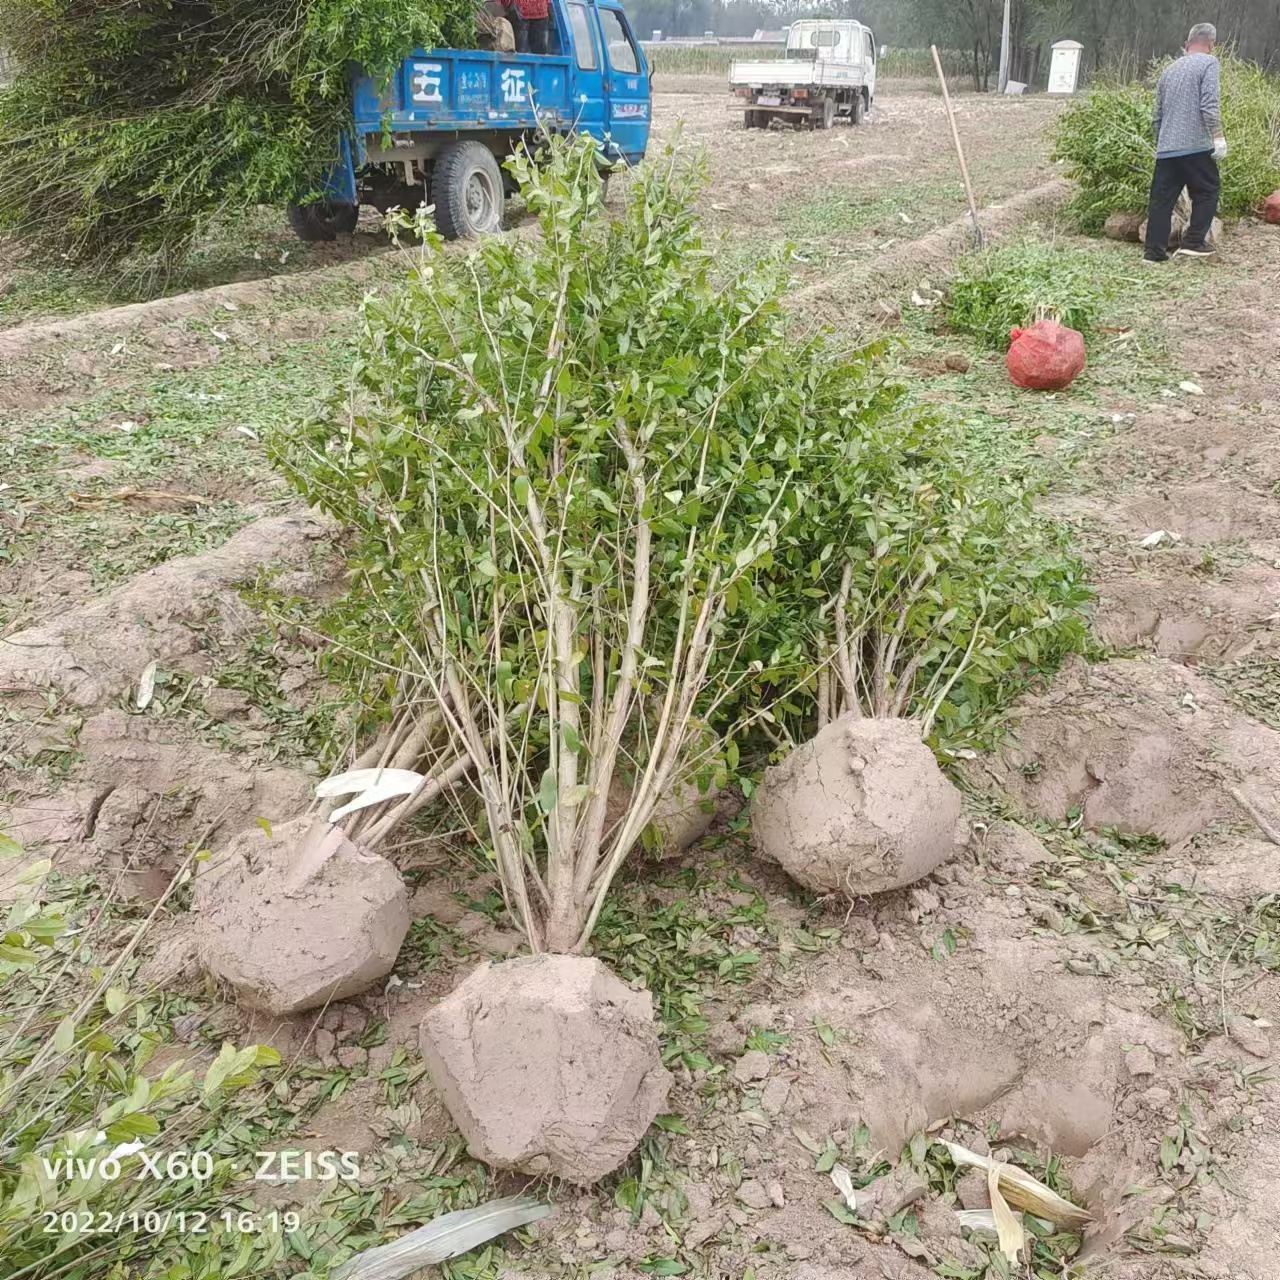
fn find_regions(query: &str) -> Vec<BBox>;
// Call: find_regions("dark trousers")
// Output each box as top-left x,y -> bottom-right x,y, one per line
1145,151 -> 1220,260
525,16 -> 549,54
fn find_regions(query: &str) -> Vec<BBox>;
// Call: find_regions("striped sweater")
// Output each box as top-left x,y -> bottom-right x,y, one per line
1153,52 -> 1223,158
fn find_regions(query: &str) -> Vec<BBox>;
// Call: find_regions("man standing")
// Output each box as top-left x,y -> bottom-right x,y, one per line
1144,22 -> 1227,262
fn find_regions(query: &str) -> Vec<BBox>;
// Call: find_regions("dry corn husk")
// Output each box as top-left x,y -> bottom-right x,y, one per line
940,1140 -> 1092,1231
331,1196 -> 550,1280
988,1164 -> 1026,1263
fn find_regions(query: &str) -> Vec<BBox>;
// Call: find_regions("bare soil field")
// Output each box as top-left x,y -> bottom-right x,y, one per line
3,84 -> 1280,1280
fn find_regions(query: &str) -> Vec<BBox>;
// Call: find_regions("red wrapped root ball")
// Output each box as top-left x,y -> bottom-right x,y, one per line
1006,321 -> 1087,391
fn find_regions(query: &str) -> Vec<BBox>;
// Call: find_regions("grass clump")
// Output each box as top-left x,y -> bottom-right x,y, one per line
945,241 -> 1109,350
0,0 -> 476,279
1053,52 -> 1280,232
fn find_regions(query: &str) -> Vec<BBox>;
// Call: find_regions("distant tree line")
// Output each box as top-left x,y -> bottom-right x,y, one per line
633,0 -> 1280,88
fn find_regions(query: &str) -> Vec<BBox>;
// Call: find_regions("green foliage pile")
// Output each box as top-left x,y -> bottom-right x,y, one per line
945,241 -> 1109,350
0,0 -> 476,276
1053,52 -> 1280,232
0,835 -> 285,1279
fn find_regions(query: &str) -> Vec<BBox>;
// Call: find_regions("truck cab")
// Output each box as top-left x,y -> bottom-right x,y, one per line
729,18 -> 876,130
290,0 -> 650,242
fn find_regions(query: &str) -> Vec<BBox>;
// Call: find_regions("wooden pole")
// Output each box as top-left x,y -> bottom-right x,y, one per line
931,44 -> 984,249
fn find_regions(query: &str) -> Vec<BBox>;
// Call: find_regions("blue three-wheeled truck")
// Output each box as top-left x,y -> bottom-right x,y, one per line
287,0 -> 652,243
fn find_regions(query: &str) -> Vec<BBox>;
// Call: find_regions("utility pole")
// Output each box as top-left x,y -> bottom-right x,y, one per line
998,0 -> 1012,92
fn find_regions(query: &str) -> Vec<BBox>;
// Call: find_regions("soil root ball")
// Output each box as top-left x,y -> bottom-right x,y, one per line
751,716 -> 965,895
419,955 -> 672,1183
1007,320 -> 1087,392
1103,211 -> 1144,242
194,816 -> 409,1014
606,774 -> 721,860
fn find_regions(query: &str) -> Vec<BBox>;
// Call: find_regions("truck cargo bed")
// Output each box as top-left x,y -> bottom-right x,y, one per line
729,59 -> 869,88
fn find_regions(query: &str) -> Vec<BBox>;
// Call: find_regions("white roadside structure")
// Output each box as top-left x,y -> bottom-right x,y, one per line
1047,39 -> 1084,95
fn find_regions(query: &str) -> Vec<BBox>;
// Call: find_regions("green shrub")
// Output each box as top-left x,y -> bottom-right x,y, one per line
273,134 -> 1088,954
273,133 -> 880,951
774,401 -> 1090,753
1053,52 -> 1280,232
945,241 -> 1109,349
0,0 -> 476,277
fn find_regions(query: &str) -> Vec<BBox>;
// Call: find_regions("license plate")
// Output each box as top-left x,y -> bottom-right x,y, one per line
757,95 -> 781,106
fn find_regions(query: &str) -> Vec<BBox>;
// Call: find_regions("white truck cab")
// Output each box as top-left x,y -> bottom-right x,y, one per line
730,19 -> 877,130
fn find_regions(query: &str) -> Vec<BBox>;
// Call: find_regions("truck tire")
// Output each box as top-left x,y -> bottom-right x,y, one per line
851,91 -> 865,125
286,200 -> 359,242
812,97 -> 835,130
432,141 -> 504,239
745,109 -> 763,129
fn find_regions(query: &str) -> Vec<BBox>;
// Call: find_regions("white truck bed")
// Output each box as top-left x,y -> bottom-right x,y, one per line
729,59 -> 869,89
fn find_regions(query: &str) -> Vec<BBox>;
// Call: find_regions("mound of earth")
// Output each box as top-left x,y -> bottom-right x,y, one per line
972,657 -> 1280,843
0,513 -> 329,709
5,709 -> 311,899
1092,559 -> 1280,662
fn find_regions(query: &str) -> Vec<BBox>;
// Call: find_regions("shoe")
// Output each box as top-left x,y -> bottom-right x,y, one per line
1141,255 -> 1166,264
1175,243 -> 1216,258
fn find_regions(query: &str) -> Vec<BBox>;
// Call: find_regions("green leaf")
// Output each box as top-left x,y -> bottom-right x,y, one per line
652,1114 -> 691,1134
908,1130 -> 927,1166
638,1260 -> 688,1276
824,1199 -> 859,1226
537,768 -> 558,815
255,817 -> 273,839
0,833 -> 23,858
54,1017 -> 76,1053
15,858 -> 52,887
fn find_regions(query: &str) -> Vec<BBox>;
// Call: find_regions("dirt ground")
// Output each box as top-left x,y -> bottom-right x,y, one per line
3,84 -> 1280,1280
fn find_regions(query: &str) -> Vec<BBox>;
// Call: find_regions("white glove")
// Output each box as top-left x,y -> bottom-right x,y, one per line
1212,136 -> 1228,160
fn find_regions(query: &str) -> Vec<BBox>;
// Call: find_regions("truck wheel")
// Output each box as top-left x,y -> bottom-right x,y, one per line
812,97 -> 835,130
432,141 -> 504,240
851,91 -> 866,125
286,200 -> 359,242
744,109 -> 762,129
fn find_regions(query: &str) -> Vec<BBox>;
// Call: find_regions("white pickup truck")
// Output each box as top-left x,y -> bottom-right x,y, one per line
730,19 -> 878,130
